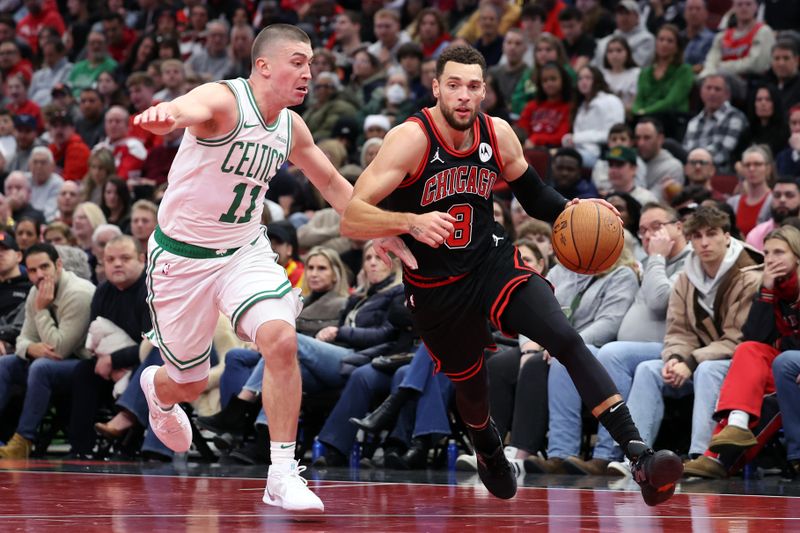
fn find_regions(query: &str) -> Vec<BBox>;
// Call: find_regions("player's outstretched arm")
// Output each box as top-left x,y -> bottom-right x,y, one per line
133,82 -> 236,138
340,123 -> 456,247
287,112 -> 353,214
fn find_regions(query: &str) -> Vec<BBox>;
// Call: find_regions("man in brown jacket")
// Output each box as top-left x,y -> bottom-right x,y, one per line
624,205 -> 761,464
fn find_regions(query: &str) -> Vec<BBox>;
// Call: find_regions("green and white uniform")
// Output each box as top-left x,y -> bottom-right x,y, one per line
146,78 -> 301,383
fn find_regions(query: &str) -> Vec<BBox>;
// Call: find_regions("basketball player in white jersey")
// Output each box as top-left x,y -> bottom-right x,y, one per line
133,24 -> 411,512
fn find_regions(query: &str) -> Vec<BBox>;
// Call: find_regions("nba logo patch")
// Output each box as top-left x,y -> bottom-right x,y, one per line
479,142 -> 492,163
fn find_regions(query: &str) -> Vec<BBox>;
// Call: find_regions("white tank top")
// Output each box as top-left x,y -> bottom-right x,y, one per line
157,77 -> 292,249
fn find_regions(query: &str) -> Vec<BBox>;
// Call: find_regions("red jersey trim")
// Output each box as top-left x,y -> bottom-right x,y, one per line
398,116 -> 431,188
403,266 -> 469,288
444,355 -> 484,382
484,113 -> 505,172
422,107 -> 480,158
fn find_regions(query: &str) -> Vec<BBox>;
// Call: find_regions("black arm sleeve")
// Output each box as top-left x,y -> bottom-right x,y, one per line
507,165 -> 569,224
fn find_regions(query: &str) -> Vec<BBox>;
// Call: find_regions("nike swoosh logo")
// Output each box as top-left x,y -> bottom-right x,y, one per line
243,123 -> 259,129
280,444 -> 294,449
610,403 -> 623,413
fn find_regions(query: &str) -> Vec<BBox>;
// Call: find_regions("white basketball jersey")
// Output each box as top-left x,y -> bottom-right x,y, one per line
157,78 -> 292,249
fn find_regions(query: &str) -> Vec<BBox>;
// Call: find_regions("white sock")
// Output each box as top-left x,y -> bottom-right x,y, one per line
727,410 -> 750,429
270,441 -> 296,466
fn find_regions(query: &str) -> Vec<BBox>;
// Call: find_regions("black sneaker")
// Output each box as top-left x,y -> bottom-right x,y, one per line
471,423 -> 517,500
627,440 -> 683,506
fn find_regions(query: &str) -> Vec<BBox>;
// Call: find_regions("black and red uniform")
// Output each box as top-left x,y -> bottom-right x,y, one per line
385,109 -> 544,381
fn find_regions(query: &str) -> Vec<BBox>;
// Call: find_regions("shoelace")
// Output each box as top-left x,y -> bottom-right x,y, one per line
272,464 -> 310,488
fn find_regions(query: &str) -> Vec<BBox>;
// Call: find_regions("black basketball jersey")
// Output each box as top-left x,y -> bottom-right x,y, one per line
386,108 -> 506,280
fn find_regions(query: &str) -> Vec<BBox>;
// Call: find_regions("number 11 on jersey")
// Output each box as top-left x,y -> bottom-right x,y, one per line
219,183 -> 263,224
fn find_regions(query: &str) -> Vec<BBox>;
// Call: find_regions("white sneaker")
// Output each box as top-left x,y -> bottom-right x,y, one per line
263,460 -> 324,512
607,458 -> 631,477
140,365 -> 192,453
456,453 -> 478,471
504,446 -> 524,477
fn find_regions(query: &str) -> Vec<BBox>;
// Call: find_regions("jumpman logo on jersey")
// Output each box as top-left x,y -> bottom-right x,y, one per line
430,147 -> 445,164
492,235 -> 504,247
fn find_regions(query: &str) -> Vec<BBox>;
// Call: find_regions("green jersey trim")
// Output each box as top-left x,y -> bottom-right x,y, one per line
242,78 -> 281,131
154,226 -> 240,259
145,246 -> 213,369
195,80 -> 244,146
231,280 -> 292,333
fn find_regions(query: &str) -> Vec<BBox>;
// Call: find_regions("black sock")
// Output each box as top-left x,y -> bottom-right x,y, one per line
597,401 -> 643,459
468,421 -> 501,455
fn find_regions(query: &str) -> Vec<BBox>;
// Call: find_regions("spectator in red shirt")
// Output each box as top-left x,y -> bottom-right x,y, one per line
0,41 -> 34,84
17,0 -> 66,55
518,62 -> 574,148
5,74 -> 43,132
94,106 -> 147,180
47,108 -> 90,182
103,13 -> 137,64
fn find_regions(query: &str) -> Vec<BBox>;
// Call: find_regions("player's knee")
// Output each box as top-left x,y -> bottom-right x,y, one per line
255,321 -> 297,364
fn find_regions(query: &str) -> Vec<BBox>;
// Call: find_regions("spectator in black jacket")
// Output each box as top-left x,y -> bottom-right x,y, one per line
67,235 -> 149,457
0,232 -> 32,355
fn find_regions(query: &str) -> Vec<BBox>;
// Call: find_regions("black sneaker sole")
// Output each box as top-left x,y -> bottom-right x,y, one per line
638,450 -> 683,506
477,449 -> 518,499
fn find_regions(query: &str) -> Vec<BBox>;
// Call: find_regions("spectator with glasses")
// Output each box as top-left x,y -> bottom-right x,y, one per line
727,145 -> 776,237
746,177 -> 800,250
683,148 -> 716,191
560,203 -> 692,475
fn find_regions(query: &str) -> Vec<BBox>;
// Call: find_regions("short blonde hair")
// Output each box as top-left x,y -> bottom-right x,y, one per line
75,202 -> 107,231
765,225 -> 800,260
302,246 -> 350,297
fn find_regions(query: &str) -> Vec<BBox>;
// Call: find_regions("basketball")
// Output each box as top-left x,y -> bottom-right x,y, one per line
551,202 -> 625,275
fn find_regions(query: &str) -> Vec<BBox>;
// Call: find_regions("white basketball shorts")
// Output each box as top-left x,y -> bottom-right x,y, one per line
145,226 -> 302,384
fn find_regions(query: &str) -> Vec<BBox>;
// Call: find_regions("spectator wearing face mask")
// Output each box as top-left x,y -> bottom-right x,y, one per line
361,71 -> 416,128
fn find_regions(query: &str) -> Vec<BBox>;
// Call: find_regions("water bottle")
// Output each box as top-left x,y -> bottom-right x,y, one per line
447,439 -> 458,471
312,438 -> 325,463
350,442 -> 361,469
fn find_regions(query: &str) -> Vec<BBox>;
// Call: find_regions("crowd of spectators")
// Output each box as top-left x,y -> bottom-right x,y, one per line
1,0 -> 800,483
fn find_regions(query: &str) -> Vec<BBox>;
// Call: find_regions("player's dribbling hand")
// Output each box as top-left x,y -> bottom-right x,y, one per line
407,212 -> 456,248
374,237 -> 418,270
567,198 -> 623,226
134,103 -> 177,135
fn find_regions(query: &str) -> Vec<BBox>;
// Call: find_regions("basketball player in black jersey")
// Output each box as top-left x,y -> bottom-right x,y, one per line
341,46 -> 683,506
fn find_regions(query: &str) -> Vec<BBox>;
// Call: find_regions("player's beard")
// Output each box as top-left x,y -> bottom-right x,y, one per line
440,103 -> 478,131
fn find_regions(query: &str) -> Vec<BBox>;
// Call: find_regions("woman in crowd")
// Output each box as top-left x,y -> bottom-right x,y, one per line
631,24 -> 694,137
100,178 -> 132,233
738,84 -> 790,160
518,62 -> 573,149
600,36 -> 640,113
81,149 -> 117,205
71,201 -> 107,255
563,65 -> 624,168
14,217 -> 41,253
511,34 -> 574,117
411,7 -> 451,60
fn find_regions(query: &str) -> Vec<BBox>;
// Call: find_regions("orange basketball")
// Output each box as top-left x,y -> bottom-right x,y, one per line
551,202 -> 625,275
